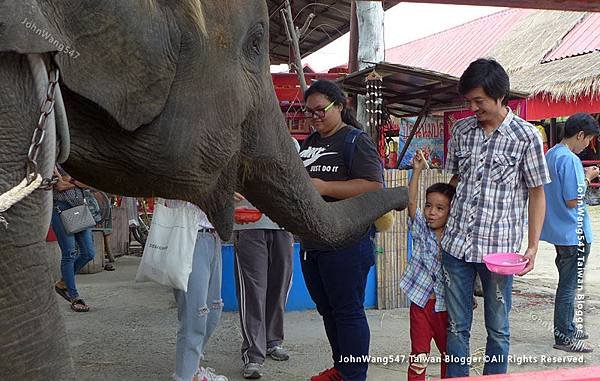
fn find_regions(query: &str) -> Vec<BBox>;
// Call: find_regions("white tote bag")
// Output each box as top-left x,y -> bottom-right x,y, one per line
135,202 -> 200,292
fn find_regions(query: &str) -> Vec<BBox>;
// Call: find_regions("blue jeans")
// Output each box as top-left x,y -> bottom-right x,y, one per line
51,200 -> 96,300
554,241 -> 590,345
301,229 -> 376,381
173,231 -> 223,381
442,251 -> 512,377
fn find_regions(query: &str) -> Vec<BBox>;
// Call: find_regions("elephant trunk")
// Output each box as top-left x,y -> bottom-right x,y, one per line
239,113 -> 408,246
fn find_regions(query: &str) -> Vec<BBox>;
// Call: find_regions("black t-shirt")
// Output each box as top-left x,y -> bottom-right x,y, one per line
299,125 -> 383,251
299,125 -> 383,202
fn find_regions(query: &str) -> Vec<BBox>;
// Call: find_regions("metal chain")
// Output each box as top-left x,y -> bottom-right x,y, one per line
27,67 -> 60,189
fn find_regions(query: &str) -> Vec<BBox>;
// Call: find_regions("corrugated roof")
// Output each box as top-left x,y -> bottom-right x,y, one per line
544,13 -> 600,62
384,8 -> 532,77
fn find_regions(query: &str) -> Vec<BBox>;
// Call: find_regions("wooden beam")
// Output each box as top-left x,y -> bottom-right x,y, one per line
386,99 -> 428,110
387,84 -> 458,103
398,0 -> 600,12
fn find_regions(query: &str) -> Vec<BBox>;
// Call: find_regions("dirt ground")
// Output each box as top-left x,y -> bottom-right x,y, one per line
53,208 -> 600,380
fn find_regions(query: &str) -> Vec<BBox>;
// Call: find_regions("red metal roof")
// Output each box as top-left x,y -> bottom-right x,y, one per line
543,13 -> 600,62
385,9 -> 532,77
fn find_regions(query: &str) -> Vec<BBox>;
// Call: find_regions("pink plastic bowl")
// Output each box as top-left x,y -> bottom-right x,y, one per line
483,253 -> 528,275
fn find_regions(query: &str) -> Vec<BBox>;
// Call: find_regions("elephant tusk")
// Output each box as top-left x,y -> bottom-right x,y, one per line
54,82 -> 70,163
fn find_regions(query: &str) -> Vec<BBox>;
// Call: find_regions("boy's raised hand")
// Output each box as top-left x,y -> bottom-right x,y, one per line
412,150 -> 429,171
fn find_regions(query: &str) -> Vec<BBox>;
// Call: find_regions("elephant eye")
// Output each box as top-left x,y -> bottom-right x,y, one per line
244,23 -> 265,69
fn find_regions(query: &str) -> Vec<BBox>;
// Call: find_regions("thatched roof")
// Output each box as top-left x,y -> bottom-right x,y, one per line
489,11 -> 585,73
385,9 -> 600,101
500,11 -> 600,100
485,10 -> 600,100
510,51 -> 600,100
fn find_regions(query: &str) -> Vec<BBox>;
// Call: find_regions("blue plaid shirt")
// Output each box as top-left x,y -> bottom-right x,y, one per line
400,209 -> 446,312
442,108 -> 550,263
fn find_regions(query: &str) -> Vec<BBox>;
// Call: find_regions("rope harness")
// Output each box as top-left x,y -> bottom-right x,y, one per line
0,64 -> 60,229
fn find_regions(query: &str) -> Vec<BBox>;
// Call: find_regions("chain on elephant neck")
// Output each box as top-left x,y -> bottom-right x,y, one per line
0,59 -> 60,229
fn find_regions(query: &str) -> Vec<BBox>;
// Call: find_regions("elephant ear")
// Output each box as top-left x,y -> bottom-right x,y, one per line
0,0 -> 70,53
1,0 -> 181,132
54,1 -> 181,132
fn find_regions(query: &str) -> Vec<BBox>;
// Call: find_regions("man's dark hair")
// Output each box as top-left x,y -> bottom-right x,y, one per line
563,113 -> 600,138
426,182 -> 456,202
459,58 -> 510,106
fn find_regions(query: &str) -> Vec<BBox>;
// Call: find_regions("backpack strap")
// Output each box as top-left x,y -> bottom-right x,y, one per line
343,126 -> 386,185
343,126 -> 366,174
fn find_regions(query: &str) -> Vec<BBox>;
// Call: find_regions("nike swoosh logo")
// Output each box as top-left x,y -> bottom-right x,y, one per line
302,152 -> 337,167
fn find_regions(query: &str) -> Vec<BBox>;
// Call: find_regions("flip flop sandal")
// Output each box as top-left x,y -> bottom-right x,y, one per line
71,299 -> 90,313
54,285 -> 72,303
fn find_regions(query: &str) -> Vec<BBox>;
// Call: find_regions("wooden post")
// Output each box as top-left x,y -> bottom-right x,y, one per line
355,1 -> 385,141
348,0 -> 359,109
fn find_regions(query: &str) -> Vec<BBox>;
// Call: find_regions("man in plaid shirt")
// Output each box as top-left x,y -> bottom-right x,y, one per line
442,59 -> 550,377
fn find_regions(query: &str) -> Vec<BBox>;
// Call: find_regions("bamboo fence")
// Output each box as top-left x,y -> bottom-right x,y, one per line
375,169 -> 452,309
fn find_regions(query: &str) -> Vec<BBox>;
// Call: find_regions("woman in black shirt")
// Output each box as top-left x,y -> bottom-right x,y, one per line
299,80 -> 383,381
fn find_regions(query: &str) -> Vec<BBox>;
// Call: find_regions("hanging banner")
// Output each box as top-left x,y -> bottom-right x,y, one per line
392,116 -> 445,169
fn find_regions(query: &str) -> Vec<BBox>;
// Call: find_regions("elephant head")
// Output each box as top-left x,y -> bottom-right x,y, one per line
2,0 -> 408,244
0,1 -> 407,378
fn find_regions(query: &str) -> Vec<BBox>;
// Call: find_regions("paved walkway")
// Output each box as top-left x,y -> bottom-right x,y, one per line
55,242 -> 600,381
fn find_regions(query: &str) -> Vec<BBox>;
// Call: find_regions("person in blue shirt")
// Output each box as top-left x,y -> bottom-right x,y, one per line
400,150 -> 455,380
541,112 -> 600,353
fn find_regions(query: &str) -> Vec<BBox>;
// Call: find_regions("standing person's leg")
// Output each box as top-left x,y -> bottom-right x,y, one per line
265,230 -> 293,359
476,264 -> 511,375
554,245 -> 579,346
173,232 -> 212,381
300,250 -> 339,369
573,241 -> 591,337
431,308 -> 449,379
202,233 -> 223,354
318,234 -> 375,381
51,201 -> 79,300
407,301 -> 434,381
234,230 -> 269,366
73,228 -> 96,273
441,251 -> 476,378
104,233 -> 115,262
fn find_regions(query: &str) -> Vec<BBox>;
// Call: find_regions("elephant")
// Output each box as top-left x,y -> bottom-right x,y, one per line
0,1 -> 408,379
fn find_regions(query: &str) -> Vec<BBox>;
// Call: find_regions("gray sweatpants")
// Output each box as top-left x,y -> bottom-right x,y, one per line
233,229 -> 294,365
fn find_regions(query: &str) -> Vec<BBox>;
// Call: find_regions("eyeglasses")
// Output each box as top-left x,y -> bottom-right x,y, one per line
304,101 -> 335,119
